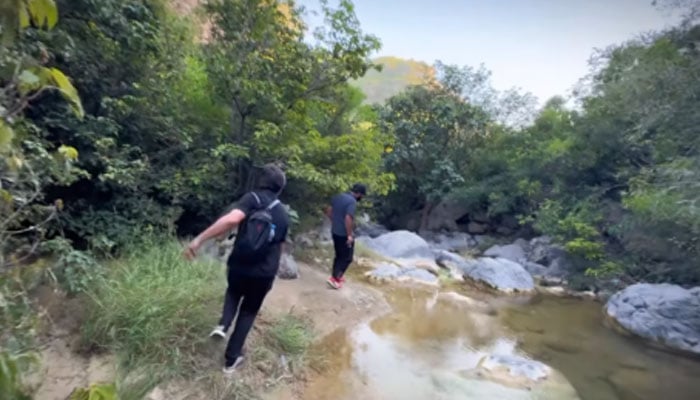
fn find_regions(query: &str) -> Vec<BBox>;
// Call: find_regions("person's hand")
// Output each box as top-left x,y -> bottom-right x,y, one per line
183,238 -> 201,261
346,235 -> 354,247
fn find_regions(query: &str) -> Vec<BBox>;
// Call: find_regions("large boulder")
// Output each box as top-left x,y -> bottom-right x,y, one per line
424,232 -> 477,252
484,243 -> 528,264
463,258 -> 535,293
358,230 -> 435,259
277,253 -> 299,280
605,283 -> 700,354
424,200 -> 470,231
355,213 -> 390,238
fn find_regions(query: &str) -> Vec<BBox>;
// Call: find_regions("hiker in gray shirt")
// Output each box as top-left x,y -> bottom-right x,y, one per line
324,183 -> 367,289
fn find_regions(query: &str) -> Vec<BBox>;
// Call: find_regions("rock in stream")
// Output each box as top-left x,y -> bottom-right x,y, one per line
605,283 -> 700,355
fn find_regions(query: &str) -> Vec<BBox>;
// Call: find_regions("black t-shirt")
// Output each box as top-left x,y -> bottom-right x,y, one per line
227,190 -> 289,278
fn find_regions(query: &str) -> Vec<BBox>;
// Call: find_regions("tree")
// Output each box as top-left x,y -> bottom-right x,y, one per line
379,84 -> 490,231
1,0 -> 84,269
201,0 -> 391,212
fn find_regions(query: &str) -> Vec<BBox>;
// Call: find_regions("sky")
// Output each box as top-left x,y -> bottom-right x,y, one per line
298,0 -> 682,104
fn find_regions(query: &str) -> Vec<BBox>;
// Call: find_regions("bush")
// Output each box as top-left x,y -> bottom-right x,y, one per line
82,237 -> 225,376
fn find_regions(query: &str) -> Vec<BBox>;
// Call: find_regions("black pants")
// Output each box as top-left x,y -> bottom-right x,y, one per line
219,273 -> 274,366
332,234 -> 354,279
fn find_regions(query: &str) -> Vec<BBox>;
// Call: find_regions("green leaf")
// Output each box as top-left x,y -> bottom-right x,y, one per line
0,120 -> 14,151
47,68 -> 84,118
26,0 -> 58,29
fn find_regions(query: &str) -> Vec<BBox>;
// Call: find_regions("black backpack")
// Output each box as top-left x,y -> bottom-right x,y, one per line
233,192 -> 281,262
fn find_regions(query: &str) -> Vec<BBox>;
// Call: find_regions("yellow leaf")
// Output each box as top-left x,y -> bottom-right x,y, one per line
58,144 -> 79,160
0,120 -> 14,151
26,0 -> 58,29
19,3 -> 30,28
48,68 -> 84,118
384,144 -> 394,154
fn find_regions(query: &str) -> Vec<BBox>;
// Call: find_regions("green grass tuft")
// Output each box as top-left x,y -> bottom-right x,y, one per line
267,314 -> 313,356
81,237 -> 226,377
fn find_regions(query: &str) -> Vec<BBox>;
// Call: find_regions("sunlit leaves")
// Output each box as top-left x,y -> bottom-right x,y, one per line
69,383 -> 117,400
46,68 -> 84,118
0,121 -> 14,151
57,145 -> 78,160
25,0 -> 59,29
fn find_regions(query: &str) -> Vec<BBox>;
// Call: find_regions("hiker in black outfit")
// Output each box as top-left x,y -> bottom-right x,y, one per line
184,164 -> 289,374
324,183 -> 366,289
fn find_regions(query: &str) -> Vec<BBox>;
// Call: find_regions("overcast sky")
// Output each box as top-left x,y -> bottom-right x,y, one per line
298,0 -> 682,104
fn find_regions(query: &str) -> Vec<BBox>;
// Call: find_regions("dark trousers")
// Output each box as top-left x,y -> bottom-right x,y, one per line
219,273 -> 274,365
332,234 -> 354,279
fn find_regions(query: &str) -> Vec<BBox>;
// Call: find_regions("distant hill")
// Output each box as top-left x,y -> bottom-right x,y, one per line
353,57 -> 435,105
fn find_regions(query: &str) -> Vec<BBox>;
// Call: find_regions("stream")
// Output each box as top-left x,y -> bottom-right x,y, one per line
304,285 -> 700,400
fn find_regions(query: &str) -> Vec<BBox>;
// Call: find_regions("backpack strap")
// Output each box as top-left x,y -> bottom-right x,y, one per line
251,192 -> 279,211
250,192 -> 262,207
266,199 -> 281,211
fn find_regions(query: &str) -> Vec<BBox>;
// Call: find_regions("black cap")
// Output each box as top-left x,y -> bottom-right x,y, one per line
351,183 -> 367,196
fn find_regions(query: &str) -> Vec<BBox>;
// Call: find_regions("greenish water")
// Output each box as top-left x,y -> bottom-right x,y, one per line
501,295 -> 700,400
306,286 -> 700,400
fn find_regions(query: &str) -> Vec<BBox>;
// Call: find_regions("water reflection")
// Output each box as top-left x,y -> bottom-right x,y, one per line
305,288 -> 700,400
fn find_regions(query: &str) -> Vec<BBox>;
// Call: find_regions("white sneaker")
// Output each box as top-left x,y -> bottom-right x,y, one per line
223,356 -> 245,374
210,325 -> 226,339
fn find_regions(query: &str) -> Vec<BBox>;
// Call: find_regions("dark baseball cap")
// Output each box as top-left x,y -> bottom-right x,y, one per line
351,183 -> 367,196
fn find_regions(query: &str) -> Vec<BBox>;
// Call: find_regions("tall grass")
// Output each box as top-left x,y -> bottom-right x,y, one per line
82,237 -> 226,377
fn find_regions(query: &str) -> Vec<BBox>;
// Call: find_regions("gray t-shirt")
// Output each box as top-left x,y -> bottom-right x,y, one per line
330,192 -> 357,237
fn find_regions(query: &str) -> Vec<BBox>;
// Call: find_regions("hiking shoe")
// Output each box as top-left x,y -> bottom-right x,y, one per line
339,276 -> 346,283
326,277 -> 341,289
210,325 -> 226,339
223,356 -> 245,374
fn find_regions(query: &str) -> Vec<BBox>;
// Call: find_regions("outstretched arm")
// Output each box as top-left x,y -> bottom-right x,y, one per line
184,209 -> 246,259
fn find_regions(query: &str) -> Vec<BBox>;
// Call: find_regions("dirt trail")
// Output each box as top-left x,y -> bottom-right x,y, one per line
264,263 -> 389,337
28,262 -> 389,400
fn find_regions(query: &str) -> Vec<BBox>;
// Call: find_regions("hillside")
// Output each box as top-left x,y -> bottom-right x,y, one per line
353,56 -> 435,104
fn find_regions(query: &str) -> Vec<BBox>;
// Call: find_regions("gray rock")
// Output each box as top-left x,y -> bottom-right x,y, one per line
426,232 -> 477,252
528,236 -> 568,266
547,258 -> 571,278
366,263 -> 438,285
484,243 -> 527,264
463,258 -> 535,293
355,213 -> 390,238
605,283 -> 700,354
424,199 -> 470,231
477,353 -> 551,383
435,250 -> 471,270
523,262 -> 548,277
360,230 -> 434,259
277,253 -> 299,279
401,268 -> 439,284
467,222 -> 489,234
366,263 -> 402,279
